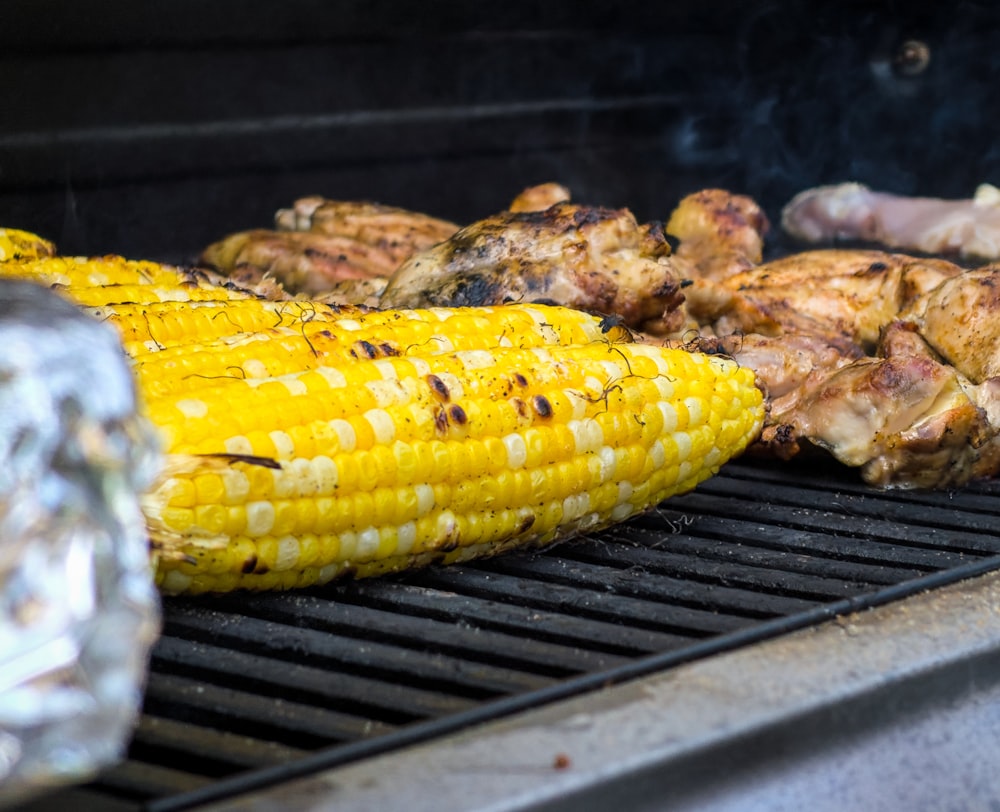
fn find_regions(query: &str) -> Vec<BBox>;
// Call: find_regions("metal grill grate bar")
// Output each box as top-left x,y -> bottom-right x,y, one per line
671,509 -> 984,567
561,532 -> 882,601
162,604 -> 562,694
197,592 -> 633,674
412,566 -> 751,635
612,524 -> 928,584
129,716 -> 308,771
329,581 -> 692,656
150,639 -> 472,725
475,555 -> 819,617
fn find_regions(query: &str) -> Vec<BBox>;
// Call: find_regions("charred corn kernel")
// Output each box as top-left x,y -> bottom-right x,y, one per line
0,228 -> 57,262
130,303 -> 631,399
144,335 -> 764,594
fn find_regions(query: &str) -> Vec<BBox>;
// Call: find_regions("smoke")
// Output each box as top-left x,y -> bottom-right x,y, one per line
658,2 -> 1000,221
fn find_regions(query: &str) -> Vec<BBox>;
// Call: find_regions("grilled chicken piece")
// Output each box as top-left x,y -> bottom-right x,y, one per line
782,182 -> 1000,261
805,361 -> 996,489
704,319 -> 1000,489
186,265 -> 288,301
695,250 -> 963,350
380,203 -> 690,334
200,229 -> 398,296
208,254 -> 387,306
665,188 -> 770,281
688,331 -> 864,409
774,321 -> 1000,488
200,198 -> 459,299
274,196 -> 459,256
900,266 -> 1000,384
667,331 -> 867,461
508,183 -> 572,213
673,249 -> 1000,487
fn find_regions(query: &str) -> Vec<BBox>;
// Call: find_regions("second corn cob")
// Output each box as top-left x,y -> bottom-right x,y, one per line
130,302 -> 631,399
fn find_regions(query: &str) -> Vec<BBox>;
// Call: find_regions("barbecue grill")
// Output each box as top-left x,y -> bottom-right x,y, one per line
5,2 -> 1000,809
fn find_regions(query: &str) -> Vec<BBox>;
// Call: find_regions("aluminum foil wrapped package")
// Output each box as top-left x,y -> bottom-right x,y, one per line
0,280 -> 161,808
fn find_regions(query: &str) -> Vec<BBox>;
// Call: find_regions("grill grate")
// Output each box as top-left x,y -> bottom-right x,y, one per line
22,459 -> 1000,812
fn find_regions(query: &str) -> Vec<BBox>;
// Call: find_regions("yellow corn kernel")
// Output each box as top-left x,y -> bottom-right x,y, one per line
145,335 -> 764,594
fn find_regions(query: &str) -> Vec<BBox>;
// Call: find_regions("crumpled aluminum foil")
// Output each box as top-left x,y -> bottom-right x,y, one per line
0,280 -> 161,808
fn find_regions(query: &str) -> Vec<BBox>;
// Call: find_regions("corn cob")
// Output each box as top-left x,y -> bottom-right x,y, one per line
0,228 -> 57,262
2,255 -> 266,308
2,255 -> 190,287
130,303 -> 631,399
143,328 -> 764,595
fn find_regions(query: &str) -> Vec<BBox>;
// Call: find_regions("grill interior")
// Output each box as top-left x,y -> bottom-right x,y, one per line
21,459 -> 1000,812
7,3 -> 1000,810
5,3 -> 999,261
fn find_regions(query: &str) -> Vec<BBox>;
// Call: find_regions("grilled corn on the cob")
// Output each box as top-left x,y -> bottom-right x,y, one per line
142,320 -> 764,594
